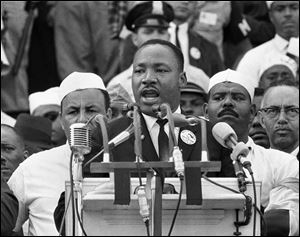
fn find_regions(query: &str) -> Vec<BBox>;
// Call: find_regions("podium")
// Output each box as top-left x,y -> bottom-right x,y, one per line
65,176 -> 261,236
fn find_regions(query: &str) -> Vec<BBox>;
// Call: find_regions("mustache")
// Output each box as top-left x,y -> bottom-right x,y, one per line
218,109 -> 239,118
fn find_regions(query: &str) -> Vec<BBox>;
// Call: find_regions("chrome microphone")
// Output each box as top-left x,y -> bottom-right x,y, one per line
69,123 -> 91,156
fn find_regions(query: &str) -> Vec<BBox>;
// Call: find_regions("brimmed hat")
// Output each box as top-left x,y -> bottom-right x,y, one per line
108,83 -> 133,107
14,113 -> 53,150
59,72 -> 107,104
208,69 -> 255,101
181,65 -> 209,94
125,1 -> 174,31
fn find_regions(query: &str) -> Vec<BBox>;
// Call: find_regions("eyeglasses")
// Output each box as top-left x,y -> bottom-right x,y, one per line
260,106 -> 299,119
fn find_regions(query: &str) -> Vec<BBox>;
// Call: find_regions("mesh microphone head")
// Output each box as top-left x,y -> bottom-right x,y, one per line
212,122 -> 237,148
69,123 -> 91,155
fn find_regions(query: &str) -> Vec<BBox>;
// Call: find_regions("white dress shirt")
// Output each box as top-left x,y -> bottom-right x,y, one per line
237,34 -> 296,87
143,107 -> 181,156
8,144 -> 72,236
169,22 -> 190,70
243,137 -> 299,236
291,146 -> 299,157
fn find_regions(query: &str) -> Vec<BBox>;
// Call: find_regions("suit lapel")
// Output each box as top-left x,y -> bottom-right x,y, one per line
141,115 -> 159,162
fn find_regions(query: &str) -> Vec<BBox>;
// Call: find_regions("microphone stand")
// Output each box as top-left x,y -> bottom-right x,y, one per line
72,151 -> 84,236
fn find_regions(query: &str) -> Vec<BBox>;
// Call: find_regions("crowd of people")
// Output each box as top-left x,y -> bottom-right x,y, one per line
1,1 -> 299,236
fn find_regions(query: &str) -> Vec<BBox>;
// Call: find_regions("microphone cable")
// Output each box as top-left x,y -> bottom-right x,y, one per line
202,172 -> 264,236
167,176 -> 184,236
249,172 -> 257,236
69,151 -> 76,236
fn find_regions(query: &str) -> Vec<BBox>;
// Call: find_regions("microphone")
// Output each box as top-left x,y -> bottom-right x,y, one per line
69,123 -> 91,156
173,146 -> 184,178
212,122 -> 253,192
212,122 -> 252,172
152,103 -> 185,178
173,113 -> 209,127
136,186 -> 150,223
108,123 -> 135,149
94,114 -> 109,162
69,123 -> 91,189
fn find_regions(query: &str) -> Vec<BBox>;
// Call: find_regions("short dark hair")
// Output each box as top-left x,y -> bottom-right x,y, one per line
135,39 -> 184,72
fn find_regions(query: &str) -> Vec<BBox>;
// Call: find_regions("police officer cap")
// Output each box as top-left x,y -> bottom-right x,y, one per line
125,1 -> 174,32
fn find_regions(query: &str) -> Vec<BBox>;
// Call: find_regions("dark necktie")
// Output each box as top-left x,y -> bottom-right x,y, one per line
175,25 -> 181,50
156,119 -> 169,161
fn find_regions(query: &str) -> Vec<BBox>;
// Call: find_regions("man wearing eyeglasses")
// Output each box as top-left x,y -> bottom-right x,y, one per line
204,69 -> 299,236
259,84 -> 299,159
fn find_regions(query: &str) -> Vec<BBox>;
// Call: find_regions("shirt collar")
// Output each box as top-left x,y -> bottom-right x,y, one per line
170,22 -> 189,32
291,146 -> 299,157
273,34 -> 289,51
143,106 -> 181,131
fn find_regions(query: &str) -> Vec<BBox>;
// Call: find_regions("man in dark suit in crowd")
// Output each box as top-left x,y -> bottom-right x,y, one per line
166,1 -> 224,77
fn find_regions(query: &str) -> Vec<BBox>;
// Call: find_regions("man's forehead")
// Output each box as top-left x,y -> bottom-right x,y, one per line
134,45 -> 174,63
210,82 -> 249,95
62,89 -> 104,105
264,86 -> 299,106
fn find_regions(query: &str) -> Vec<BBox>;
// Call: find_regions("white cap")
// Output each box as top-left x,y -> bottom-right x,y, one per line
59,72 -> 107,103
266,1 -> 274,9
184,65 -> 210,93
29,87 -> 60,114
208,69 -> 255,101
259,55 -> 298,79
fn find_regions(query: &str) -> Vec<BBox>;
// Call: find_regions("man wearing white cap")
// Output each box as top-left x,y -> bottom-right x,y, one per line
258,54 -> 298,89
237,1 -> 299,87
7,72 -> 111,236
29,87 -> 66,147
204,69 -> 299,236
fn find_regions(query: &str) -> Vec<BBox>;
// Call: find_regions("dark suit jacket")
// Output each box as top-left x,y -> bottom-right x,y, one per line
105,115 -> 203,163
188,29 -> 224,77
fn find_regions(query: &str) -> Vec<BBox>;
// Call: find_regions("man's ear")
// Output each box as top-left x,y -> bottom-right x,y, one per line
24,150 -> 29,159
132,32 -> 139,47
179,72 -> 187,88
106,108 -> 112,121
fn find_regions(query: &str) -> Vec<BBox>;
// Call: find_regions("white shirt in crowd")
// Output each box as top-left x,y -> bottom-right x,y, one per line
8,144 -> 72,236
243,137 -> 299,236
169,22 -> 190,70
237,34 -> 298,87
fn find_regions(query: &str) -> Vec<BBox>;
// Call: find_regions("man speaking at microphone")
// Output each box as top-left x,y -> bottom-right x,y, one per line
100,39 -> 203,167
7,72 -> 111,236
203,69 -> 299,236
